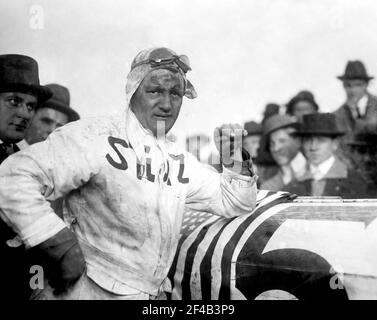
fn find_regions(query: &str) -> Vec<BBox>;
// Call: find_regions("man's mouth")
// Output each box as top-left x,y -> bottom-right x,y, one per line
11,123 -> 27,131
154,114 -> 171,119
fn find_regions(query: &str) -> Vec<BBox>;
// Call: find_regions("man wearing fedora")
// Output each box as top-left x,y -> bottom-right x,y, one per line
0,54 -> 52,300
22,83 -> 80,146
334,60 -> 377,185
334,60 -> 377,134
346,132 -> 377,197
260,114 -> 306,191
284,113 -> 368,198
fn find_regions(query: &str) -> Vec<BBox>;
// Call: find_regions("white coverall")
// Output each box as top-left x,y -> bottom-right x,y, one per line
0,106 -> 257,299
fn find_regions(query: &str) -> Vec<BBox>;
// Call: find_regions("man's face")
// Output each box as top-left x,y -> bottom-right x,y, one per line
292,101 -> 317,120
26,108 -> 69,144
243,135 -> 261,158
302,135 -> 337,166
0,92 -> 37,143
131,69 -> 184,136
269,127 -> 300,166
343,79 -> 368,103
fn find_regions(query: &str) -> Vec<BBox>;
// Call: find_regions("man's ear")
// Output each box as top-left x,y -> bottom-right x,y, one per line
293,136 -> 302,149
332,137 -> 340,152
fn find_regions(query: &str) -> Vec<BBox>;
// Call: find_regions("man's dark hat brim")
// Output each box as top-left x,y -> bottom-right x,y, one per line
43,99 -> 80,122
337,75 -> 374,81
337,60 -> 374,81
0,83 -> 52,102
291,130 -> 345,137
346,133 -> 377,146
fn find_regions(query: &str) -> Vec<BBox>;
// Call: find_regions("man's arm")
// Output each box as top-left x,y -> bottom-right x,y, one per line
0,121 -> 99,248
185,124 -> 257,218
0,120 -> 100,293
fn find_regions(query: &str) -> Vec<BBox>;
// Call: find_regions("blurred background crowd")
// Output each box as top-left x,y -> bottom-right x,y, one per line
186,60 -> 377,198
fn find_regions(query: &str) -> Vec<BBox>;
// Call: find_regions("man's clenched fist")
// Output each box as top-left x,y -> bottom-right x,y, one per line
214,123 -> 249,169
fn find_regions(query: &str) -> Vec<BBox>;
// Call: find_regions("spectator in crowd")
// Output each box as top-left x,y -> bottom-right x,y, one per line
243,120 -> 262,160
346,132 -> 377,197
284,113 -> 369,198
242,120 -> 263,182
260,114 -> 306,191
333,60 -> 377,170
19,83 -> 79,148
0,54 -> 52,300
0,47 -> 257,300
261,103 -> 280,125
255,103 -> 281,183
286,90 -> 319,121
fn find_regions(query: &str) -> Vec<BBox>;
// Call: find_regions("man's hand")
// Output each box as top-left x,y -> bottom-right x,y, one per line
214,124 -> 252,175
32,228 -> 86,295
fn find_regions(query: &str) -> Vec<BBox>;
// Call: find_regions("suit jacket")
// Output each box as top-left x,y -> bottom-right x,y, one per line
0,143 -> 20,240
0,143 -> 33,300
333,93 -> 377,184
283,157 -> 369,198
333,92 -> 377,139
260,171 -> 285,191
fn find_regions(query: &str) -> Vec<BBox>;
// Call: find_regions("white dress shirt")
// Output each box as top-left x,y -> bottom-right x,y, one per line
309,156 -> 335,181
350,94 -> 368,119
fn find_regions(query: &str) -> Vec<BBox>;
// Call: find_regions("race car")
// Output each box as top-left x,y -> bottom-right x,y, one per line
169,190 -> 377,300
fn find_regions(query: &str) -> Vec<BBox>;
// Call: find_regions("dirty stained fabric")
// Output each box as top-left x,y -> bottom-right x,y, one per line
0,48 -> 257,298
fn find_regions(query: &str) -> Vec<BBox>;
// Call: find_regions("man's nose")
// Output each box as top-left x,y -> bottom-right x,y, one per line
271,142 -> 282,152
16,104 -> 34,120
309,139 -> 318,150
159,94 -> 172,112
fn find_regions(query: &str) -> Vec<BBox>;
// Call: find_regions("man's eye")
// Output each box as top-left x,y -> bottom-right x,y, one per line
27,104 -> 36,112
148,90 -> 160,95
7,98 -> 19,106
170,91 -> 182,97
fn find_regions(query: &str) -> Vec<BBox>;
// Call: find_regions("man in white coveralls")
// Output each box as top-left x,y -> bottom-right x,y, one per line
0,47 -> 258,300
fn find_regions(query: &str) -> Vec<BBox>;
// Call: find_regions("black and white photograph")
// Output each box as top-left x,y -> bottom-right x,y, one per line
0,0 -> 377,308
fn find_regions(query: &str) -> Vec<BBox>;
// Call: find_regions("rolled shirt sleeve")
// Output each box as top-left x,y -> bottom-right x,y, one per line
184,153 -> 258,218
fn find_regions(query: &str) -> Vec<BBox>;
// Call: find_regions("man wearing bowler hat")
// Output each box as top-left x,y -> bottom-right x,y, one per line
260,114 -> 306,191
284,113 -> 368,198
0,54 -> 52,300
23,83 -> 80,146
